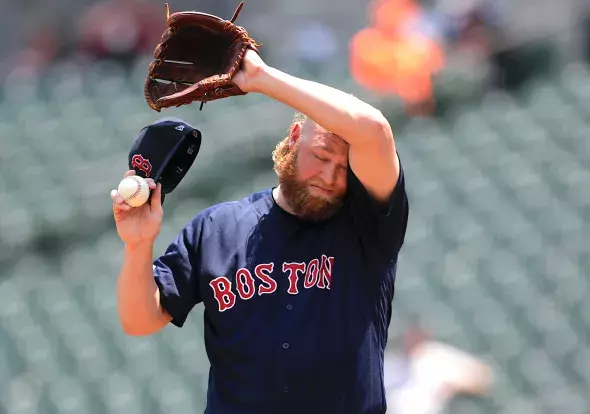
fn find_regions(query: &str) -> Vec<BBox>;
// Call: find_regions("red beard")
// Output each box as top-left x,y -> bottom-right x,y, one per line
277,149 -> 344,221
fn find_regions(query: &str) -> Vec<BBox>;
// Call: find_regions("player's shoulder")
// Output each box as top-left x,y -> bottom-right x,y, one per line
187,188 -> 274,230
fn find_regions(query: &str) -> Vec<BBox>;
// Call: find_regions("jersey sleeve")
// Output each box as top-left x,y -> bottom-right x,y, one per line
153,217 -> 203,328
346,153 -> 409,262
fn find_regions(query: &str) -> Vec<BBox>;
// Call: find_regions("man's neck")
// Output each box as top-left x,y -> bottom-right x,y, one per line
272,186 -> 297,216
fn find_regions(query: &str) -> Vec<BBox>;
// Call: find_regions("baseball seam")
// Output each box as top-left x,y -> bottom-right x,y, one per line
125,176 -> 144,201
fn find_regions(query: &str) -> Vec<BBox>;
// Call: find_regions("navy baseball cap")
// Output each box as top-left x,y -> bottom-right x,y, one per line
128,117 -> 202,204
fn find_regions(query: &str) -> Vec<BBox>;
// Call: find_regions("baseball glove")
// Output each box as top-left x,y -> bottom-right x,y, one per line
144,2 -> 261,112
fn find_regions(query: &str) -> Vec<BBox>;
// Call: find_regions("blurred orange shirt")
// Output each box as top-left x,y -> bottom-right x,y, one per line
350,0 -> 444,109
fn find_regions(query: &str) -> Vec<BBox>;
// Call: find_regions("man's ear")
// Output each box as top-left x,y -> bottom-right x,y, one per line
288,122 -> 302,150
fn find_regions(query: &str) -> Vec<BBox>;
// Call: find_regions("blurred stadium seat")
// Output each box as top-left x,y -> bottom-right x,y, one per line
0,41 -> 589,414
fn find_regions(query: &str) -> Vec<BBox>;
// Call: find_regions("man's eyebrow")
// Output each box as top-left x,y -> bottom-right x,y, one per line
314,144 -> 336,154
313,145 -> 348,168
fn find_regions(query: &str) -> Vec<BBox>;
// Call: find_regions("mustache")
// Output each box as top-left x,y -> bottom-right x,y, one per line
310,183 -> 336,192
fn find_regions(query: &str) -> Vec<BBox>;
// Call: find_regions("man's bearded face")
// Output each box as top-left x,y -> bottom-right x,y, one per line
273,121 -> 348,221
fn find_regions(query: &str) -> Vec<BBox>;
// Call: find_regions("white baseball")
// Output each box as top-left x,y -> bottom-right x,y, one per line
118,176 -> 150,207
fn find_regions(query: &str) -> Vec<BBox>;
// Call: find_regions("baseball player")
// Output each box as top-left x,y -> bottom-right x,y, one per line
111,49 -> 409,414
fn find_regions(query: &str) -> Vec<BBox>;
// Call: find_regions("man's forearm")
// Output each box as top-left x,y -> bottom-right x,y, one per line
254,66 -> 388,147
117,242 -> 171,335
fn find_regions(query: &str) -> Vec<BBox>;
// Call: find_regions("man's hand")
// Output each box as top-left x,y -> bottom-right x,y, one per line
232,49 -> 268,94
111,170 -> 163,248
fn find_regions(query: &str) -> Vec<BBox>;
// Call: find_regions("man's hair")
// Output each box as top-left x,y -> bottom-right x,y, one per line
272,112 -> 308,176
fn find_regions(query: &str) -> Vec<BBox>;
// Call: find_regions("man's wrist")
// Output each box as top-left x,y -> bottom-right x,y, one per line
124,240 -> 154,254
250,64 -> 279,95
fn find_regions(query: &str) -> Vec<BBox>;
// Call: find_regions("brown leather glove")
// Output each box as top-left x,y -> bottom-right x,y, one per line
144,2 -> 261,112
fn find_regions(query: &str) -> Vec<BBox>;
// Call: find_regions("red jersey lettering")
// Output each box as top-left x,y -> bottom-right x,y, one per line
209,277 -> 236,312
303,258 -> 320,289
255,263 -> 277,295
317,255 -> 334,290
236,268 -> 255,300
283,262 -> 305,295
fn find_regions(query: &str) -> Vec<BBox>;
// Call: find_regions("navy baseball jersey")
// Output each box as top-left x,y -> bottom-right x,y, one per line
153,161 -> 409,414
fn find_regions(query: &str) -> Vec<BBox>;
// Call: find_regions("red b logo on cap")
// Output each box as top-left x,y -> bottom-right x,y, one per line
131,154 -> 152,177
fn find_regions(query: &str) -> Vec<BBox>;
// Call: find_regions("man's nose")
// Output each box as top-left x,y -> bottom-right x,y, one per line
321,165 -> 338,185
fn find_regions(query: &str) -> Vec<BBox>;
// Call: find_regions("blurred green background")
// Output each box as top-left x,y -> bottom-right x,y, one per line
1,0 -> 589,413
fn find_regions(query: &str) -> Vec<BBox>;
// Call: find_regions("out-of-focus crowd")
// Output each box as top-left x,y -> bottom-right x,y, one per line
4,0 -> 588,112
1,2 -> 589,414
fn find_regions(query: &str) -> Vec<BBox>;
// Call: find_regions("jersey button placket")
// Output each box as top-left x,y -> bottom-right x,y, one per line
278,275 -> 294,397
281,340 -> 289,396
